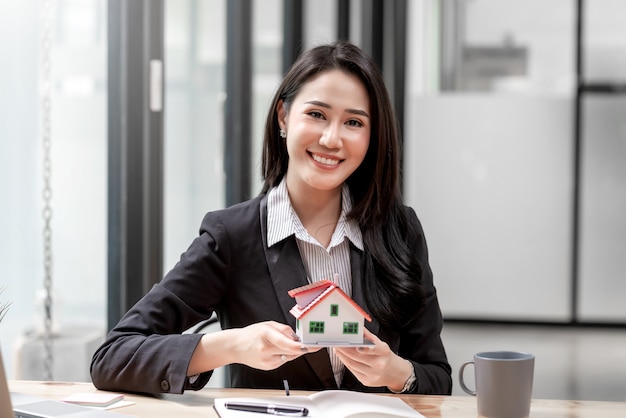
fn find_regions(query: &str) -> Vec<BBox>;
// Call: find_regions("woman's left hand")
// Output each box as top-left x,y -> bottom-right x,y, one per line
334,328 -> 413,391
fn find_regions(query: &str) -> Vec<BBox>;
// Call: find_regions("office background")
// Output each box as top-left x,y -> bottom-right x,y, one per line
1,0 -> 625,401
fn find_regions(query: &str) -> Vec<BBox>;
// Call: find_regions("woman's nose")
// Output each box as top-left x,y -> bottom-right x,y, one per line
319,124 -> 342,148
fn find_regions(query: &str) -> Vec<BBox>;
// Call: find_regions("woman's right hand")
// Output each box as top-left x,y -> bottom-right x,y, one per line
188,320 -> 316,375
230,321 -> 313,370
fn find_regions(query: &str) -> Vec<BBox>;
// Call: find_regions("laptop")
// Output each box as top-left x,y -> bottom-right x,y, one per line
1,348 -> 128,418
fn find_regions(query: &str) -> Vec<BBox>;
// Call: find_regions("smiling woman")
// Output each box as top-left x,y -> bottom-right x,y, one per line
91,41 -> 452,397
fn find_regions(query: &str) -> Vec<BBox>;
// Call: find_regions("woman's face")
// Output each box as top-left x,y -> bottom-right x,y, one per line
278,69 -> 371,195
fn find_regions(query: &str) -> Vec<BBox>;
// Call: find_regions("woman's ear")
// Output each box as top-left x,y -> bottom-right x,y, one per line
276,99 -> 287,131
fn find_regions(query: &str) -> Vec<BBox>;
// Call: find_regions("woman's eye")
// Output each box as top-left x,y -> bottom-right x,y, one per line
308,111 -> 324,119
346,119 -> 363,127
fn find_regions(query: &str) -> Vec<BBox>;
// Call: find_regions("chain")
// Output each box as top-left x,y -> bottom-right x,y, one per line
41,0 -> 53,382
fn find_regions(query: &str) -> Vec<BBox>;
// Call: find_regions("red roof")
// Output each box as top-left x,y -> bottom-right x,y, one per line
288,279 -> 335,298
288,280 -> 372,322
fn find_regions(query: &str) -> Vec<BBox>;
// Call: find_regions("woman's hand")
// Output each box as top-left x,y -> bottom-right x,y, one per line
189,320 -> 319,375
231,321 -> 314,370
334,328 -> 413,391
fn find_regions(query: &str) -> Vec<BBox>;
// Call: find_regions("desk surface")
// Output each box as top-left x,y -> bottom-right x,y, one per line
9,380 -> 626,418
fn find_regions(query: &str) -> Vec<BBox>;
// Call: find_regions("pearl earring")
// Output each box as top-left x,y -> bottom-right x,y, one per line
279,129 -> 286,139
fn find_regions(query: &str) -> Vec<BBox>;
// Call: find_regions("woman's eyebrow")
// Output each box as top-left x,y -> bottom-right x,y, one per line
346,108 -> 370,118
305,100 -> 370,118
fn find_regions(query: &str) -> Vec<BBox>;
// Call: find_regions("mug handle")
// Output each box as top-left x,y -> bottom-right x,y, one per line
458,361 -> 477,396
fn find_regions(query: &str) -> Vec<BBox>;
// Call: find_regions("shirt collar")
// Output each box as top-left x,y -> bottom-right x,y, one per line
267,178 -> 363,250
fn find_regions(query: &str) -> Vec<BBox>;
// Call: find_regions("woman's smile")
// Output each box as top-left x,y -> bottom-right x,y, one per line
310,152 -> 343,167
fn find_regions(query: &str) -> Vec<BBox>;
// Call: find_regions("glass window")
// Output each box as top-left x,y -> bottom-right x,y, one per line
439,0 -> 575,94
303,0 -> 336,50
330,304 -> 339,316
163,0 -> 226,270
309,321 -> 325,334
251,0 -> 283,194
578,96 -> 626,321
405,0 -> 574,321
343,322 -> 358,335
0,0 -> 107,380
583,0 -> 626,84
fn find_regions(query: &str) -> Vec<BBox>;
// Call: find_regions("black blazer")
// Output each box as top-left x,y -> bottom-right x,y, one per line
90,194 -> 452,395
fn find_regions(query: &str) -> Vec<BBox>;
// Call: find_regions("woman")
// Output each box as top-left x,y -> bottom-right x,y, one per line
90,40 -> 452,396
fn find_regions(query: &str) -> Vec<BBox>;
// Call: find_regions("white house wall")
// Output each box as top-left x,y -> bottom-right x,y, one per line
298,292 -> 364,344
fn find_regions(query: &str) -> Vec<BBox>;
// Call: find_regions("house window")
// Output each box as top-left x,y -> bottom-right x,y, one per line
343,322 -> 359,334
309,321 -> 325,334
330,304 -> 339,316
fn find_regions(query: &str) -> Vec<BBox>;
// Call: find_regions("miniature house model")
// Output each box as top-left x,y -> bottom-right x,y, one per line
288,279 -> 372,345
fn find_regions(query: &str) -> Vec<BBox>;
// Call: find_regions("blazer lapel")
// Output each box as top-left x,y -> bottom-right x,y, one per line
259,195 -> 308,327
264,237 -> 309,327
259,196 -> 336,388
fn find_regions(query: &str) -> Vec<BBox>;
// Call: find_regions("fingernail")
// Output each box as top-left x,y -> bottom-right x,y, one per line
300,346 -> 309,353
290,332 -> 300,341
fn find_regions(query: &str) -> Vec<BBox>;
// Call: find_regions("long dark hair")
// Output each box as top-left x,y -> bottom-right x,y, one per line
261,41 -> 423,328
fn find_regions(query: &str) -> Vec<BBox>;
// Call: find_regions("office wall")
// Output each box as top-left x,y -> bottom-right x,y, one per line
405,95 -> 572,321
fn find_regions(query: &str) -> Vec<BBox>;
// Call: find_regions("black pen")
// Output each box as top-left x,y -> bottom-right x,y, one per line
224,401 -> 309,416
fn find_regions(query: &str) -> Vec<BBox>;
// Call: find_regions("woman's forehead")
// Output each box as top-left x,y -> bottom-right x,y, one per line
293,69 -> 370,111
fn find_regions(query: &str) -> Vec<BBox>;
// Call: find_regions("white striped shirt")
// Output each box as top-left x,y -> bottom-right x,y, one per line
267,178 -> 363,387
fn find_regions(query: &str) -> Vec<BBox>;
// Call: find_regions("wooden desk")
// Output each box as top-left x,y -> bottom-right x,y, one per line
9,380 -> 626,418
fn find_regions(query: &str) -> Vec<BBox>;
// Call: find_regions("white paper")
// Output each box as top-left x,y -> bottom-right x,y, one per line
214,390 -> 424,418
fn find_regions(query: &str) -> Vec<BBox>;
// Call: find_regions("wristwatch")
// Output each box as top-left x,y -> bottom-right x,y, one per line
391,366 -> 417,393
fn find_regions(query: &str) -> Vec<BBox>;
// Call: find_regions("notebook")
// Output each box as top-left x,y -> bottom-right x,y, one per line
214,389 -> 425,418
0,348 -> 128,418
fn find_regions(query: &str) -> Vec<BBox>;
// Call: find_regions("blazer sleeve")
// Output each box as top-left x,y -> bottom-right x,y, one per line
399,207 -> 452,395
90,211 -> 233,395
